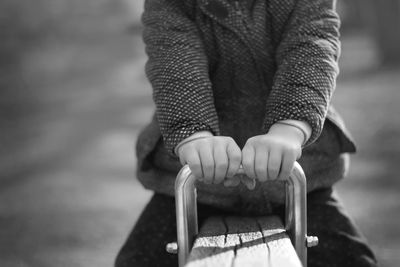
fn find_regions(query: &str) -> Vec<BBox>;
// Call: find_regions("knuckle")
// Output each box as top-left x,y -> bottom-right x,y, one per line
245,138 -> 254,146
211,137 -> 221,146
225,136 -> 234,143
188,141 -> 200,149
228,143 -> 240,153
198,138 -> 210,147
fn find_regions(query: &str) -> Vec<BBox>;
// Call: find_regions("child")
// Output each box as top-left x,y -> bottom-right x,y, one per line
116,0 -> 378,266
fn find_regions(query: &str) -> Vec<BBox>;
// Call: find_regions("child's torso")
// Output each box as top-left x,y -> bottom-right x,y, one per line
193,0 -> 279,147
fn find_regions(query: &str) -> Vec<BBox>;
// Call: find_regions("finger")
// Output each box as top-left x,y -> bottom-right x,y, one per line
254,148 -> 268,182
296,147 -> 302,160
224,175 -> 241,187
213,143 -> 228,184
267,148 -> 282,181
178,145 -> 191,166
240,175 -> 256,190
184,150 -> 203,180
199,145 -> 215,184
242,144 -> 256,179
277,149 -> 297,181
178,153 -> 186,166
226,141 -> 242,178
177,144 -> 190,166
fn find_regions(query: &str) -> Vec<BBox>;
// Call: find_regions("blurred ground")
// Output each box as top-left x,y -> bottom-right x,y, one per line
0,1 -> 399,267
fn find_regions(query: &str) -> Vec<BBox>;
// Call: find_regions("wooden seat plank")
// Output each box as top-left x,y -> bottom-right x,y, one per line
185,216 -> 302,267
186,216 -> 234,267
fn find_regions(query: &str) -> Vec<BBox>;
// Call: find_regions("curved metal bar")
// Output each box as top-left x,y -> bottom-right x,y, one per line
286,161 -> 307,266
175,165 -> 198,267
175,162 -> 307,267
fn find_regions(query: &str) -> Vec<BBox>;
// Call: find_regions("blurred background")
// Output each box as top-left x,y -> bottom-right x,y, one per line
0,0 -> 399,266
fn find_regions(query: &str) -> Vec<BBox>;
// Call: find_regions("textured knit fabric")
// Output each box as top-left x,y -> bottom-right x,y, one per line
143,0 -> 350,152
115,191 -> 378,267
137,0 -> 357,208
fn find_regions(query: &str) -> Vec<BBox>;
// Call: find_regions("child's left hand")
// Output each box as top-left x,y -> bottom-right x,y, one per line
241,123 -> 305,182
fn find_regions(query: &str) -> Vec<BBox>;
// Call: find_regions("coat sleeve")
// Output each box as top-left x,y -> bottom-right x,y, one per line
142,0 -> 219,155
264,0 -> 341,145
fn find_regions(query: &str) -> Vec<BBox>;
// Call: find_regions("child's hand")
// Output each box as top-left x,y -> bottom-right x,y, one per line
242,123 -> 306,182
176,134 -> 242,185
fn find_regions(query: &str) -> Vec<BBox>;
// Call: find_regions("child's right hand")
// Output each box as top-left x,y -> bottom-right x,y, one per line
176,134 -> 242,185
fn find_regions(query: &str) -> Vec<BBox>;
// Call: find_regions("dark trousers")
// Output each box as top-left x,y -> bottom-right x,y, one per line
115,188 -> 378,267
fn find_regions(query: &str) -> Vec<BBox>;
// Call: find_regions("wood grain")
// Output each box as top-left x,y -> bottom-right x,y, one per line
186,216 -> 302,267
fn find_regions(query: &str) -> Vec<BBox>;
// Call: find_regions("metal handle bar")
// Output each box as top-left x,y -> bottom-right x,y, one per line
175,162 -> 308,267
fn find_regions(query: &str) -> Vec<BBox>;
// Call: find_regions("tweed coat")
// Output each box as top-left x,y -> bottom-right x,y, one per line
136,0 -> 356,214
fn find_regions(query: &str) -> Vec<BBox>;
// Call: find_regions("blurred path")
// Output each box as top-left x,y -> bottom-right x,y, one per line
334,35 -> 400,267
0,2 -> 399,266
0,2 -> 154,266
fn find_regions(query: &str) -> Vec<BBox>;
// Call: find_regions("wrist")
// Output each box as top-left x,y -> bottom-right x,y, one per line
268,122 -> 306,146
281,120 -> 312,143
174,131 -> 214,156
